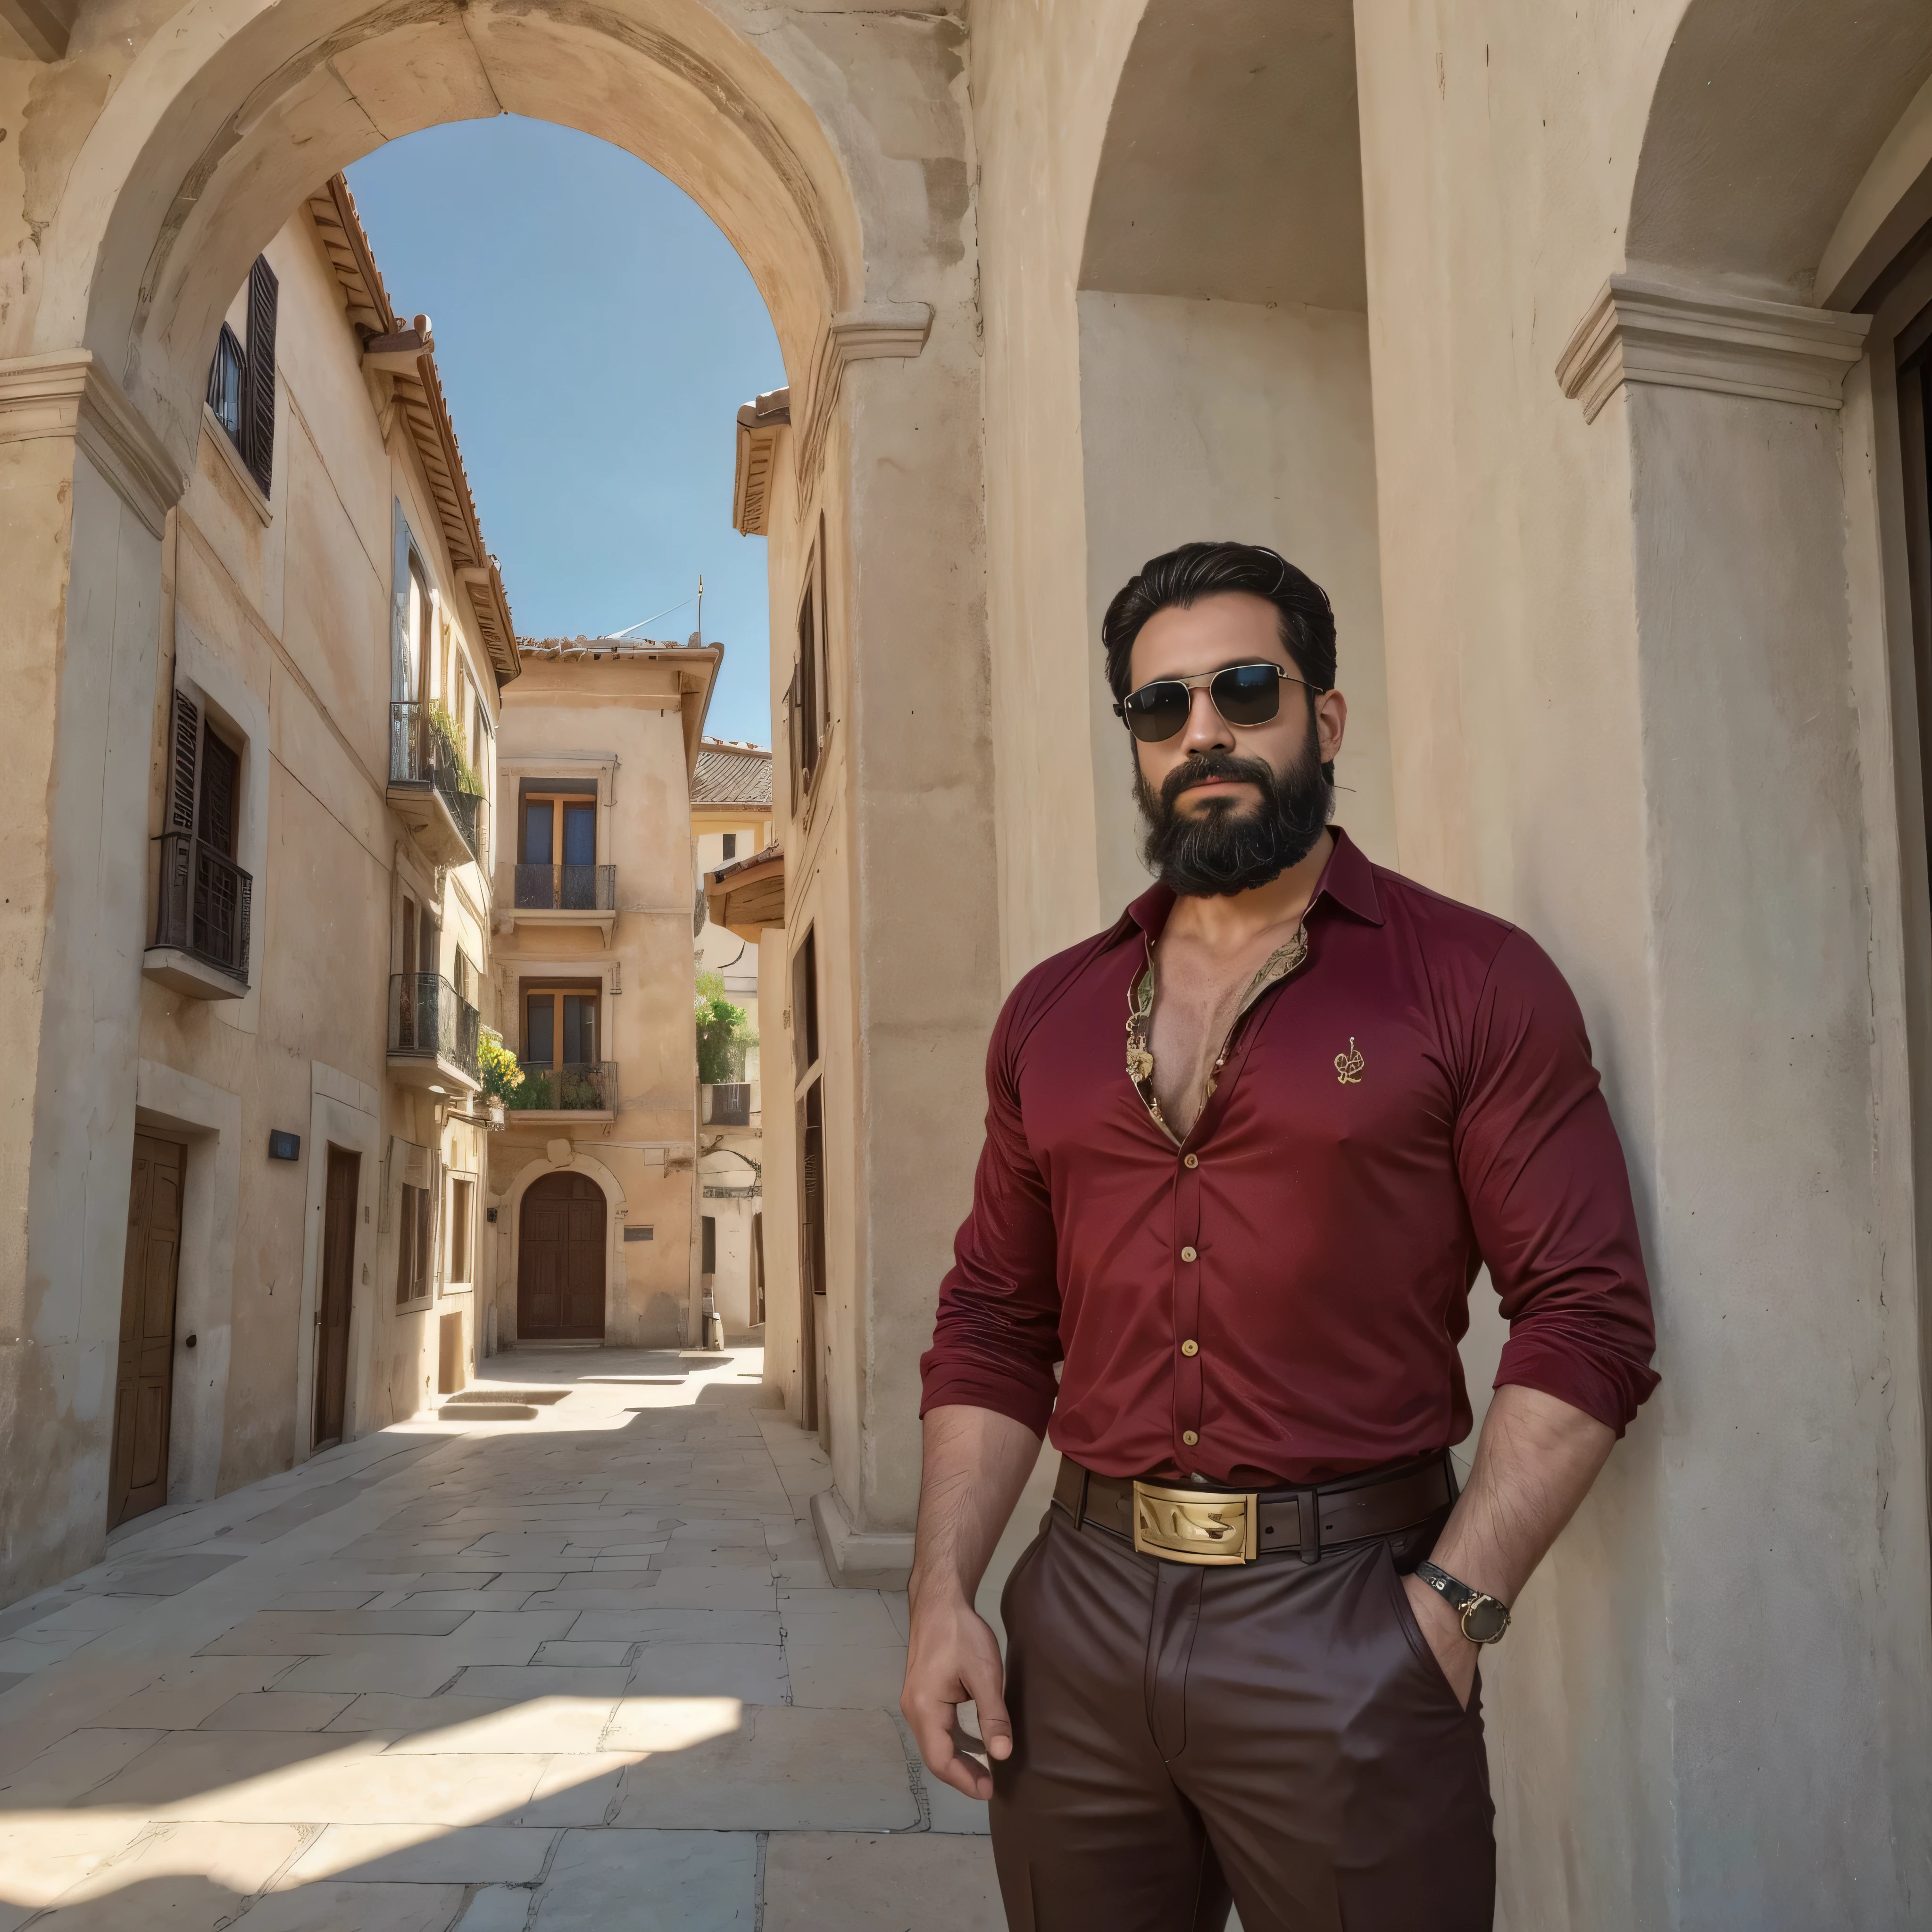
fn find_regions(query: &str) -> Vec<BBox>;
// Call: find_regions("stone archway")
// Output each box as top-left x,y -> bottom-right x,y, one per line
0,0 -> 995,1603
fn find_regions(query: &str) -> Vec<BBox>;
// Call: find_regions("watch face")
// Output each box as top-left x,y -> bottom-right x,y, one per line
1463,1598 -> 1510,1644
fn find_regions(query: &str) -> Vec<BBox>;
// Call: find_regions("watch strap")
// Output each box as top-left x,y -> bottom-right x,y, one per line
1414,1560 -> 1512,1644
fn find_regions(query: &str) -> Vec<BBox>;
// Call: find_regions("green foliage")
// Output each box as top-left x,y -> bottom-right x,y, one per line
429,700 -> 484,796
477,1026 -> 524,1101
696,983 -> 758,1085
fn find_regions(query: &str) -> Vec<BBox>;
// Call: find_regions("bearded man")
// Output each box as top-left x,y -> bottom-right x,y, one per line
902,541 -> 1659,1932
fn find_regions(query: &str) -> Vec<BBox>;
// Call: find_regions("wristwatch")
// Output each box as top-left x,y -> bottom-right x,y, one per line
1414,1561 -> 1511,1644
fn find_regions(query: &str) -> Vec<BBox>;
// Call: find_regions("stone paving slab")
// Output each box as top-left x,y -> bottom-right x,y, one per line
0,1345 -> 985,1931
764,1832 -> 1005,1931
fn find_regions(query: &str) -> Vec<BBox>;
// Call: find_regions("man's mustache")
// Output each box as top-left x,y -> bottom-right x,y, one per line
1159,751 -> 1278,810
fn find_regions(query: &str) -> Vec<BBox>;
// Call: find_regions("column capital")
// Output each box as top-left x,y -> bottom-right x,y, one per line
0,350 -> 184,537
796,300 -> 934,499
1556,276 -> 1872,424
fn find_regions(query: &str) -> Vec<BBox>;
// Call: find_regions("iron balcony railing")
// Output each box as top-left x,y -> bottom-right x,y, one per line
388,973 -> 481,1082
513,863 -> 616,912
700,1082 -> 752,1127
154,832 -> 251,983
389,702 -> 481,861
505,1061 -> 618,1114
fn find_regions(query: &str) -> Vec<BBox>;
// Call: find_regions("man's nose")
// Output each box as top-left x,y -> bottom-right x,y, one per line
1182,683 -> 1234,754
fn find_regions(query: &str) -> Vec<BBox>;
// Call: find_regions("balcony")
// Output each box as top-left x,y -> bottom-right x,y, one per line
387,973 -> 482,1093
700,1082 -> 752,1128
143,832 -> 252,999
503,1061 -> 617,1122
387,702 -> 482,867
502,863 -> 617,941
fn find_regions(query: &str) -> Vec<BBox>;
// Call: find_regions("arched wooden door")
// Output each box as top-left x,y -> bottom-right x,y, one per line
518,1172 -> 607,1341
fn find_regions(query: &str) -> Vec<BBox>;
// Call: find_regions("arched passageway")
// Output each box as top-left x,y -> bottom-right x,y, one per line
0,0 -> 997,1612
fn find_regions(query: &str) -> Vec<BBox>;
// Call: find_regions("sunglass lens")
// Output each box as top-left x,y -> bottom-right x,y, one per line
1211,664 -> 1284,727
1123,683 -> 1191,742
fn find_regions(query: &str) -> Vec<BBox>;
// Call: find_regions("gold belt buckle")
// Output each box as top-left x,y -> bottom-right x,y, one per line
1131,1481 -> 1259,1566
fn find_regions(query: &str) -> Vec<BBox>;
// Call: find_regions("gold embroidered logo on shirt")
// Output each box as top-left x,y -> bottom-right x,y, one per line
1334,1037 -> 1366,1085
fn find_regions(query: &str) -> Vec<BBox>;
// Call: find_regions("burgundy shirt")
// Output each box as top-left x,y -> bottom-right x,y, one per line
918,830 -> 1659,1485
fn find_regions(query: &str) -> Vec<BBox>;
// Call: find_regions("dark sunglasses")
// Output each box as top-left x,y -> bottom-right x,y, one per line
1114,662 -> 1324,743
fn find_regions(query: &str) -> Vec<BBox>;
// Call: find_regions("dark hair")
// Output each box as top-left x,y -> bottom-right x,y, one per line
1100,541 -> 1337,703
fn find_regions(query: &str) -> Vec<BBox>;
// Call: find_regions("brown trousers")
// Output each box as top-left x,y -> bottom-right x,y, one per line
989,1499 -> 1495,1932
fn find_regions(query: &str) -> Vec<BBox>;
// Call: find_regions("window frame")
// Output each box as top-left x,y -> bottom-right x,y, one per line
446,1173 -> 477,1291
521,980 -> 604,1068
395,1180 -> 435,1310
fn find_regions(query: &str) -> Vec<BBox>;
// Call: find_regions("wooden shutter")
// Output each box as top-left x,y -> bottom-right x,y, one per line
197,728 -> 240,856
241,256 -> 278,498
784,669 -> 801,816
167,691 -> 200,834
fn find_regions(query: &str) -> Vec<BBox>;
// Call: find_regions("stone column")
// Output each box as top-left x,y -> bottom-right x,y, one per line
803,301 -> 1001,1587
0,351 -> 184,1600
1495,281 -> 1932,1930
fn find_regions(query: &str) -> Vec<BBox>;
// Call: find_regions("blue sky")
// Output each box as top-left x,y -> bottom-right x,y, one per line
347,117 -> 786,747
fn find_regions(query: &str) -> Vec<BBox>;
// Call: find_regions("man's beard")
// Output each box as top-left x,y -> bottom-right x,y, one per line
1135,724 -> 1333,899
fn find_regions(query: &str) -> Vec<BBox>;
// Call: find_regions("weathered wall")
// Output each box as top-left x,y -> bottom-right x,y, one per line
968,0 -> 1148,983
1348,4 -> 1932,1925
1076,290 -> 1396,907
491,655 -> 710,1350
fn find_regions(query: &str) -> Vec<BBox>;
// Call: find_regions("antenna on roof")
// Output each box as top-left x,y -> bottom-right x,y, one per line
696,574 -> 704,649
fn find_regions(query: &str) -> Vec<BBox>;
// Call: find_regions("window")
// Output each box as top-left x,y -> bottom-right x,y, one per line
524,984 -> 600,1066
158,690 -> 251,979
791,926 -> 820,1081
396,1182 -> 433,1306
521,793 -> 598,868
701,1215 -> 717,1277
167,693 -> 243,858
448,1176 -> 475,1287
453,950 -> 475,1006
203,256 -> 278,497
722,833 -> 737,862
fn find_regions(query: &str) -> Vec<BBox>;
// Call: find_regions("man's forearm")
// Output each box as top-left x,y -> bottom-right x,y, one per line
1404,1382 -> 1616,1703
908,1403 -> 1043,1610
1433,1382 -> 1616,1601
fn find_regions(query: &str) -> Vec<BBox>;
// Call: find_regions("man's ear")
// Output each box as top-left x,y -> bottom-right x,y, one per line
1316,688 -> 1348,763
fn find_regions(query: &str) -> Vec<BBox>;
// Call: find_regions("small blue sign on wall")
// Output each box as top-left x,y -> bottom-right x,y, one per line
267,1131 -> 301,1162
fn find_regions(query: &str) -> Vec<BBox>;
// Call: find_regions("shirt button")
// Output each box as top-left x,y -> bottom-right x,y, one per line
1180,1339 -> 1199,1357
1181,1245 -> 1198,1262
1181,1430 -> 1199,1447
1183,1153 -> 1199,1169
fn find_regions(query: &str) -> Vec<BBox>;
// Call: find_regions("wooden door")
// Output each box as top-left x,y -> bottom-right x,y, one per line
313,1146 -> 358,1449
109,1136 -> 183,1528
518,1172 -> 607,1340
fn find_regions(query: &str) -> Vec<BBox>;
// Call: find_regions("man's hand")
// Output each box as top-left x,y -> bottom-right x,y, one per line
1402,1571 -> 1478,1708
900,1589 -> 1013,1800
900,1406 -> 1043,1803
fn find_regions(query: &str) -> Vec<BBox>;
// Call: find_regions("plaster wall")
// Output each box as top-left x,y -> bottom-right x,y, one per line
758,926 -> 802,1417
1076,290 -> 1396,909
967,0 -> 1149,983
1344,6 -> 1932,1926
490,655 -> 713,1349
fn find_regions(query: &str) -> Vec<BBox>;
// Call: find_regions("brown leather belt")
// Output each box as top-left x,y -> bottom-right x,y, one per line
1053,1451 -> 1455,1567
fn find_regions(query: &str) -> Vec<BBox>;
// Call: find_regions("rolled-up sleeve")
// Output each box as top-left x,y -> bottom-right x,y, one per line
1454,930 -> 1660,1433
918,987 -> 1065,1436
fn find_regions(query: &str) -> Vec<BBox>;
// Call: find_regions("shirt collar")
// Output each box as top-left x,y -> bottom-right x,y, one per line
1114,825 -> 1384,947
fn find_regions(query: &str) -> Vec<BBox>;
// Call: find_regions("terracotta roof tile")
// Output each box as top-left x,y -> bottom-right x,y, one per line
692,740 -> 773,807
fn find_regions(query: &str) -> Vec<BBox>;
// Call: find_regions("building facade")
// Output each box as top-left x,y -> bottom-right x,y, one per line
483,638 -> 720,1355
692,739 -> 774,1336
4,166 -> 518,1584
7,3 -> 1932,1923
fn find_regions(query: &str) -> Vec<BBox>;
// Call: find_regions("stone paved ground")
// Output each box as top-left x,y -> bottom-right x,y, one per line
0,1346 -> 999,1931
